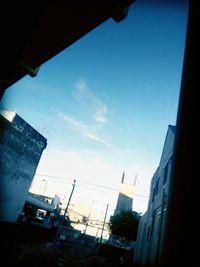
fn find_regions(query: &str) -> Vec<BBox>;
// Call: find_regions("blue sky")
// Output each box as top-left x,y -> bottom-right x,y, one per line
1,0 -> 188,217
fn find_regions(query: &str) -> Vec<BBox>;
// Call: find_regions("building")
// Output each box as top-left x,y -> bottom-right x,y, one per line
114,172 -> 135,216
134,125 -> 175,266
108,172 -> 136,247
0,108 -> 47,222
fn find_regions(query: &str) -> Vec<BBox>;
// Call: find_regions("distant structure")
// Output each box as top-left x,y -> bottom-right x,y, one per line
108,172 -> 136,247
114,172 -> 136,215
0,108 -> 47,222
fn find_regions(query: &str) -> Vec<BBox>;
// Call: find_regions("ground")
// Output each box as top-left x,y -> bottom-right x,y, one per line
1,240 -> 120,267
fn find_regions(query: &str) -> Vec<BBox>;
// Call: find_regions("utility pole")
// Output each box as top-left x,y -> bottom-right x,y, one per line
100,203 -> 109,244
63,179 -> 76,222
55,179 -> 76,244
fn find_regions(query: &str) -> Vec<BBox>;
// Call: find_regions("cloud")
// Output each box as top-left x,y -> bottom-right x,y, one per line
58,112 -> 114,148
93,100 -> 108,125
73,79 -> 108,127
85,133 -> 114,148
61,114 -> 87,132
74,79 -> 87,92
73,79 -> 89,105
57,79 -> 113,148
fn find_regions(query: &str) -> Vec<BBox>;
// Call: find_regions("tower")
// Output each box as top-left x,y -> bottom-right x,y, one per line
114,172 -> 135,216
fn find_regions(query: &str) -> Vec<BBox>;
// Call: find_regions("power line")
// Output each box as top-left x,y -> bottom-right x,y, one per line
35,173 -> 73,181
34,173 -> 149,198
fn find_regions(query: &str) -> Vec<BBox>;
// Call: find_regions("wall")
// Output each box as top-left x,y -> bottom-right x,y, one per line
134,125 -> 175,265
0,111 -> 47,222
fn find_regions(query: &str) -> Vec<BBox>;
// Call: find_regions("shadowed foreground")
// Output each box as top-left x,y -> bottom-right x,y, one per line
1,240 -> 120,267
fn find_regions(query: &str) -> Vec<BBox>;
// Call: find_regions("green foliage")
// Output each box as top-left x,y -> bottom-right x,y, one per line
109,210 -> 141,241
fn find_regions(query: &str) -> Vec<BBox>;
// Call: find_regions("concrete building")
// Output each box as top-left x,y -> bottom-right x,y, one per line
114,172 -> 135,216
0,108 -> 47,222
108,172 -> 136,247
134,125 -> 175,266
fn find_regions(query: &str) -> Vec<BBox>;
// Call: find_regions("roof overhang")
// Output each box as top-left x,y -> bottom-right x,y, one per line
0,0 -> 134,98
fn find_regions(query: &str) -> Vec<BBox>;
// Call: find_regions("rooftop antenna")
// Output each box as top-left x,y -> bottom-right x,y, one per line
121,171 -> 125,183
133,174 -> 137,186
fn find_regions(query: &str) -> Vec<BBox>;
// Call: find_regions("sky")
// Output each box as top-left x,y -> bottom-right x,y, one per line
0,0 -> 188,219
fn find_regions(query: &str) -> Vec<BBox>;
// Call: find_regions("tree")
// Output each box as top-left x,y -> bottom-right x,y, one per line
109,210 -> 141,241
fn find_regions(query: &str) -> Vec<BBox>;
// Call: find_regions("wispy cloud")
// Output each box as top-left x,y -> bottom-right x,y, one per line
58,112 -> 114,149
73,79 -> 108,128
85,132 -> 113,148
61,114 -> 87,132
57,79 -> 114,148
93,100 -> 108,126
73,79 -> 89,105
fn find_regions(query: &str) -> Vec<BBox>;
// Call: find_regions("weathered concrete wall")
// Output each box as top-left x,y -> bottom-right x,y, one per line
0,111 -> 47,222
134,125 -> 175,265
